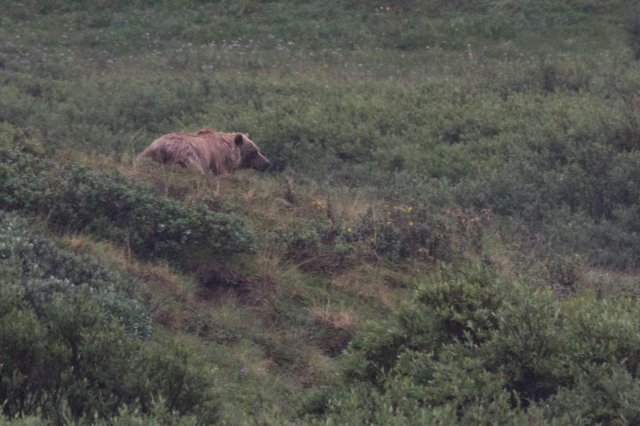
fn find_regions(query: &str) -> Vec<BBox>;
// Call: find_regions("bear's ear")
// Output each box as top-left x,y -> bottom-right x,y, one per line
234,134 -> 244,146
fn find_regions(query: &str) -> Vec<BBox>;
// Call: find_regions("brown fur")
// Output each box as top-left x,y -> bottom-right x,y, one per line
137,128 -> 270,175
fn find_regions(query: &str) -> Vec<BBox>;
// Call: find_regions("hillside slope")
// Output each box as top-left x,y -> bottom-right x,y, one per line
3,1 -> 640,424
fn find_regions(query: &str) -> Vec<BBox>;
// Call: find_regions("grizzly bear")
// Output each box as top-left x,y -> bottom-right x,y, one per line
137,128 -> 270,175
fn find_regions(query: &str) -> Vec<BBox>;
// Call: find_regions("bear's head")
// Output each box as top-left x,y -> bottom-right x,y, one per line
235,134 -> 271,172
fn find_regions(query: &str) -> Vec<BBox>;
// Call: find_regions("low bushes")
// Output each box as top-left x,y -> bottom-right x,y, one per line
0,0 -> 638,274
0,212 -> 218,423
0,126 -> 255,262
3,47 -> 640,271
45,166 -> 255,261
0,129 -> 240,422
274,205 -> 483,272
0,291 -> 219,423
306,264 -> 640,424
0,211 -> 150,336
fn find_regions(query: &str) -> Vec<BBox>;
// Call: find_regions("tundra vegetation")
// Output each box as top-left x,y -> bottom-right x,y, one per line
2,0 -> 640,424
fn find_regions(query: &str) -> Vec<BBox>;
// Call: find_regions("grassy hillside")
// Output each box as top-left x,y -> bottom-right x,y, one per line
3,0 -> 640,424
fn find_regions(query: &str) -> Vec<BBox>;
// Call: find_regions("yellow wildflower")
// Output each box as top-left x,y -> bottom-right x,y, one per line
312,199 -> 326,210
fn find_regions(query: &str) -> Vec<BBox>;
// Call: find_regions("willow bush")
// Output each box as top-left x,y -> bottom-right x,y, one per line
308,264 -> 640,424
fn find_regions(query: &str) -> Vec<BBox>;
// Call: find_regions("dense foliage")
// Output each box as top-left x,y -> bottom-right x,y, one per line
3,33 -> 640,268
0,125 -> 255,262
0,213 -> 218,423
2,0 -> 640,423
0,211 -> 150,336
306,265 -> 640,424
276,204 -> 485,273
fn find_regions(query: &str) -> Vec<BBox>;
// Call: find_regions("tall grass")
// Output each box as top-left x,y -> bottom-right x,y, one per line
3,1 -> 640,423
3,49 -> 640,265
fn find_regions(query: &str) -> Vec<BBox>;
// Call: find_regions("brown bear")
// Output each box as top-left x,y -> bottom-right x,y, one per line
137,128 -> 270,175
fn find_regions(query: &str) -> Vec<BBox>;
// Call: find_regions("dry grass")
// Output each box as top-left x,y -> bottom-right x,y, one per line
327,186 -> 379,224
61,234 -> 197,329
309,306 -> 354,331
330,263 -> 414,310
253,247 -> 298,280
583,268 -> 640,298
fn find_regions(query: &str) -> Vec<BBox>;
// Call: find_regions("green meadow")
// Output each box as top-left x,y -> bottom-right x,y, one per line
3,1 -> 640,423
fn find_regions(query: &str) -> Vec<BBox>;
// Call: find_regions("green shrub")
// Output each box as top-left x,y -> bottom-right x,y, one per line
47,166 -> 255,261
0,212 -> 150,336
0,130 -> 255,262
545,363 -> 640,424
0,290 -> 218,423
355,205 -> 460,262
0,213 -> 218,422
315,264 -> 640,424
546,253 -> 583,296
276,226 -> 348,273
340,265 -> 502,386
275,204 -> 473,272
4,48 -> 640,271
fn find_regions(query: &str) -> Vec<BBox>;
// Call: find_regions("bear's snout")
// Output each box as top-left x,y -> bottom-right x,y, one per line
253,154 -> 271,171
